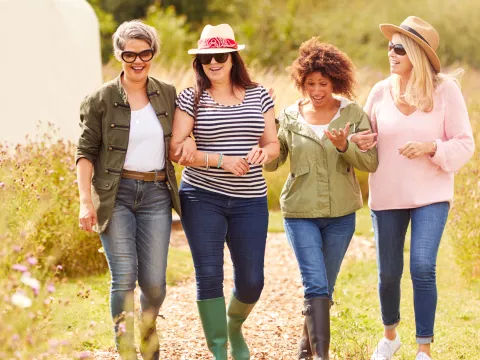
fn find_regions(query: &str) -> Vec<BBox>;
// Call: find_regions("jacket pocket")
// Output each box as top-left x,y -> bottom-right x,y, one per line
281,164 -> 311,207
336,157 -> 351,174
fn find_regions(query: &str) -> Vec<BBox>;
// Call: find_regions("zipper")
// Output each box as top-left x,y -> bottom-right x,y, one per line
107,145 -> 127,153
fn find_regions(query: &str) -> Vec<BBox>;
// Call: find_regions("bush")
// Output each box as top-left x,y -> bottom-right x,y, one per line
0,126 -> 108,277
447,70 -> 480,280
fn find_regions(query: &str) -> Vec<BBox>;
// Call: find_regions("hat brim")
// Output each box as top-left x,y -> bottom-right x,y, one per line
188,45 -> 245,55
379,24 -> 441,73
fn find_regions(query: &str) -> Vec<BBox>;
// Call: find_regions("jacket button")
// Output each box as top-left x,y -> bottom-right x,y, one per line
156,90 -> 160,95
108,146 -> 112,151
114,102 -> 118,107
291,173 -> 296,178
168,169 -> 174,176
105,170 -> 109,174
165,112 -> 168,116
105,184 -> 110,188
110,124 -> 115,128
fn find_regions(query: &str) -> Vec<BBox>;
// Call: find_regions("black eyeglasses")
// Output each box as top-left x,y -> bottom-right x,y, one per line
388,42 -> 407,56
196,53 -> 230,65
121,49 -> 154,63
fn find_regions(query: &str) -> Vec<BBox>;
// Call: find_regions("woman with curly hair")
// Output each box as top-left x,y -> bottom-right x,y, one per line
264,38 -> 378,360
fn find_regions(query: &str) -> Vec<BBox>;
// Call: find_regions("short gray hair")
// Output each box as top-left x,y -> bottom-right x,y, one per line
112,20 -> 159,60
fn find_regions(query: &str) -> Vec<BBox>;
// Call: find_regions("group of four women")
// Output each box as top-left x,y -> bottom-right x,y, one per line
76,16 -> 474,360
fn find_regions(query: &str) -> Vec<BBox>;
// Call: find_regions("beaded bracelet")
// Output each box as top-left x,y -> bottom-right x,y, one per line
217,153 -> 224,168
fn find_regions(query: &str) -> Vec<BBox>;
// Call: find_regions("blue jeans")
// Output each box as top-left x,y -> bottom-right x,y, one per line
100,177 -> 172,351
371,202 -> 450,344
179,182 -> 268,303
283,213 -> 356,300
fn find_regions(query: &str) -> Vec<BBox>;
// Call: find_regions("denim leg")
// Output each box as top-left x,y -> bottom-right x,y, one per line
180,183 -> 227,300
371,209 -> 410,329
284,218 -> 329,299
136,181 -> 172,323
100,181 -> 138,352
226,196 -> 268,304
410,202 -> 449,344
321,213 -> 356,300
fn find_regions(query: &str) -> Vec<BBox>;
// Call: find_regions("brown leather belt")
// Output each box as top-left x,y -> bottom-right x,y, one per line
121,169 -> 166,182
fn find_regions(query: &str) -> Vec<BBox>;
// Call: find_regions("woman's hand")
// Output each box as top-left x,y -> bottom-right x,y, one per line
399,141 -> 436,159
350,129 -> 378,151
221,156 -> 250,176
245,145 -> 269,165
324,122 -> 351,152
79,200 -> 97,233
176,137 -> 197,165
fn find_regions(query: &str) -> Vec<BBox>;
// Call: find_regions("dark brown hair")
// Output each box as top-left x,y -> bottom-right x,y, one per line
192,52 -> 258,116
289,37 -> 356,100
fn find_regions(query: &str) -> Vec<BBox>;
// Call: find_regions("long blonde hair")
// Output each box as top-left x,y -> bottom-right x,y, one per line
392,33 -> 461,112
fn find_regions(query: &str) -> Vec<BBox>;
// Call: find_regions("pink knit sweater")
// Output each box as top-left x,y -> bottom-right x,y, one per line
365,77 -> 475,210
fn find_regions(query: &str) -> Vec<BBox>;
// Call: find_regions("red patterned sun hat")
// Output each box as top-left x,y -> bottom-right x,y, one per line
188,24 -> 245,54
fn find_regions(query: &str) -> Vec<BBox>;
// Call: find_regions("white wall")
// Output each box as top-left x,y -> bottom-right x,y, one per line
0,0 -> 102,144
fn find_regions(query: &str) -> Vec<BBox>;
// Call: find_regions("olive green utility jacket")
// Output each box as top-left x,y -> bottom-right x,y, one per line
75,73 -> 181,233
264,101 -> 378,218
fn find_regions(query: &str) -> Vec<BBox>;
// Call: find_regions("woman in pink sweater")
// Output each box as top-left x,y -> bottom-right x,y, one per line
352,17 -> 475,360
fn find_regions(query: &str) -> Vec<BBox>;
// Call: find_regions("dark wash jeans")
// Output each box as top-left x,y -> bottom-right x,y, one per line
179,181 -> 268,304
283,213 -> 356,300
99,177 -> 172,351
371,201 -> 450,344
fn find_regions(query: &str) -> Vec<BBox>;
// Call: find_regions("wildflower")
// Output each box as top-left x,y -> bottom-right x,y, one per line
11,334 -> 20,342
47,283 -> 55,293
56,265 -> 63,271
20,274 -> 41,291
78,351 -> 93,359
48,339 -> 59,348
48,170 -> 54,174
12,245 -> 21,252
12,264 -> 28,272
0,181 -> 5,188
118,322 -> 126,334
27,256 -> 38,266
11,292 -> 32,308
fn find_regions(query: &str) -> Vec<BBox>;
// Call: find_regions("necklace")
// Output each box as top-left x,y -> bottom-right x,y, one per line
132,105 -> 147,125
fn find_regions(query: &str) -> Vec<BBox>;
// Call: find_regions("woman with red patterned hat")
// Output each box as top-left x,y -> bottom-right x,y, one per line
169,24 -> 280,360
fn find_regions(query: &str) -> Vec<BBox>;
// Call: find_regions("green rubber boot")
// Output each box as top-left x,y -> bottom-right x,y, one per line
227,293 -> 256,360
197,297 -> 228,360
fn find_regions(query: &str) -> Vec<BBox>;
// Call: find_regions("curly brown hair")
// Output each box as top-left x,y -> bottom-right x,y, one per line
289,37 -> 356,100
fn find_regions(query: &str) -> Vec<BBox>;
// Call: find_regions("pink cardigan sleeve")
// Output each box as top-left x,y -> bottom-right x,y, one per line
429,79 -> 475,172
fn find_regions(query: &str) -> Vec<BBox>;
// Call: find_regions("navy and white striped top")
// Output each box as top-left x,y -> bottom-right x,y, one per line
176,85 -> 274,198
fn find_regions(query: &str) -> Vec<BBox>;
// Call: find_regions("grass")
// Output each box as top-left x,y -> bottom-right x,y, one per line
331,229 -> 480,359
49,247 -> 193,351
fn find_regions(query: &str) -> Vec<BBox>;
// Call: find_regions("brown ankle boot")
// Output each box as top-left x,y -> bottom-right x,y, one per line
303,298 -> 330,360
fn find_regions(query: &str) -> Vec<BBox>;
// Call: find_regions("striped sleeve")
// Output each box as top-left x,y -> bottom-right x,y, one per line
259,86 -> 275,113
175,87 -> 195,117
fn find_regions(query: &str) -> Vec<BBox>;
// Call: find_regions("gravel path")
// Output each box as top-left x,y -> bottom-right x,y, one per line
74,232 -> 374,360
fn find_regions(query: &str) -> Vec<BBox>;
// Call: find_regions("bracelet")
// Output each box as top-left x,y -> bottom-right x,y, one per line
206,153 -> 209,170
431,140 -> 437,156
217,153 -> 224,168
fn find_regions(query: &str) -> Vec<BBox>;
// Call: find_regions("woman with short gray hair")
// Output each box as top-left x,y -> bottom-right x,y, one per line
76,20 -> 184,360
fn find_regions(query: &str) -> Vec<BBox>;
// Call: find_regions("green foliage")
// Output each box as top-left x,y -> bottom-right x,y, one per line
145,4 -> 196,65
101,0 -> 153,23
88,0 -> 119,64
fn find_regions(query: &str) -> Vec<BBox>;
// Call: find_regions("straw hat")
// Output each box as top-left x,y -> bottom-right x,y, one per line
380,16 -> 441,73
188,24 -> 245,54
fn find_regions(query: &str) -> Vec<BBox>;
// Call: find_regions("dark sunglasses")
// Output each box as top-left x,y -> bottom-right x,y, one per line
121,49 -> 154,63
196,53 -> 229,65
388,42 -> 407,56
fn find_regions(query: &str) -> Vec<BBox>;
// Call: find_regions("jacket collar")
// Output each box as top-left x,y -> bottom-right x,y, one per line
281,97 -> 353,145
114,72 -> 161,105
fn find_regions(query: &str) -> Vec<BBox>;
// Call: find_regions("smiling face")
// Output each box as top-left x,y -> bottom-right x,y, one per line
302,71 -> 335,107
389,33 -> 413,77
201,53 -> 232,84
120,39 -> 153,84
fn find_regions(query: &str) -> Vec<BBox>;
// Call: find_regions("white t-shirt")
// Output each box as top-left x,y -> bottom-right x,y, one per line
123,102 -> 165,172
297,96 -> 351,138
